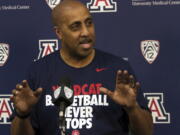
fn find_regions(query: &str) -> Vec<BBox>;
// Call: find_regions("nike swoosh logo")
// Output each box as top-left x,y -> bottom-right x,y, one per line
96,68 -> 108,72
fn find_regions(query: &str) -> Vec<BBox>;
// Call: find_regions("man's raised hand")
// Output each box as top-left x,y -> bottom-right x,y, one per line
11,80 -> 43,116
100,70 -> 140,109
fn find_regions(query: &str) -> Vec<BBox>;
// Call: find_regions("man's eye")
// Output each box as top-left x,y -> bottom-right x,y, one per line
86,20 -> 93,26
71,23 -> 80,31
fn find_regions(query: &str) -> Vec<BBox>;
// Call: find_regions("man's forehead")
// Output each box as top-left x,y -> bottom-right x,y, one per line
62,7 -> 91,24
69,15 -> 92,25
52,0 -> 92,26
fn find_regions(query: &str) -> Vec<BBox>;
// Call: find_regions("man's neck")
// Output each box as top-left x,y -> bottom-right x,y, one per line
60,49 -> 95,68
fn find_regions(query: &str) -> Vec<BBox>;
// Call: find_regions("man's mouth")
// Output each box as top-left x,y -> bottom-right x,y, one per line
79,39 -> 93,49
80,43 -> 92,49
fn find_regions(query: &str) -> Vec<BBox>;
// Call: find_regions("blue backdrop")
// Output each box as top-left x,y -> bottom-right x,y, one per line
0,0 -> 179,134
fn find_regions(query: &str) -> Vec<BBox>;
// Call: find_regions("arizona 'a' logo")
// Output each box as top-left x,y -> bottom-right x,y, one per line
87,0 -> 117,13
0,43 -> 9,67
0,95 -> 13,124
141,40 -> 160,64
45,0 -> 61,9
144,93 -> 170,124
38,39 -> 58,60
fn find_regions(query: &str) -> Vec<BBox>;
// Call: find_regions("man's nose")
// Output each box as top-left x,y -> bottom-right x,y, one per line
81,24 -> 89,36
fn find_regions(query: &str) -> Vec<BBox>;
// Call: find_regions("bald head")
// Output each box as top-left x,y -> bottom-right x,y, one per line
51,0 -> 95,60
51,0 -> 89,27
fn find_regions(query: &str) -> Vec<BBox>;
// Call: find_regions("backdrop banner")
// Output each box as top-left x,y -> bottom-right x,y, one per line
0,0 -> 179,134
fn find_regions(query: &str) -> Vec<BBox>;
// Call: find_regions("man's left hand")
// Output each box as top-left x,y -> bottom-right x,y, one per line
100,70 -> 140,109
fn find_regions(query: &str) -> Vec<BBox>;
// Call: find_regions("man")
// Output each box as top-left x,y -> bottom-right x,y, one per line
11,0 -> 153,135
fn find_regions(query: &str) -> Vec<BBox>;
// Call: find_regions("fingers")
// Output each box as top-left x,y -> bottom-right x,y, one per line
117,70 -> 137,87
116,70 -> 129,84
129,75 -> 136,88
12,80 -> 31,103
10,95 -> 14,102
21,80 -> 30,88
116,70 -> 140,93
129,75 -> 140,94
13,80 -> 28,96
11,90 -> 18,105
16,84 -> 23,91
13,80 -> 43,98
15,80 -> 29,90
34,88 -> 43,97
116,70 -> 122,84
134,82 -> 140,94
135,82 -> 140,89
100,87 -> 113,98
12,89 -> 17,96
123,70 -> 129,83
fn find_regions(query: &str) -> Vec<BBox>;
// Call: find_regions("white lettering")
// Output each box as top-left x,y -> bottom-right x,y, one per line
73,107 -> 80,118
72,96 -> 78,106
86,107 -> 93,118
86,118 -> 92,129
103,95 -> 109,106
45,95 -> 54,106
79,119 -> 86,128
79,107 -> 86,118
83,95 -> 91,106
77,95 -> 83,106
66,106 -> 93,118
65,107 -> 72,117
90,95 -> 98,106
66,118 -> 71,129
66,118 -> 93,129
71,119 -> 79,129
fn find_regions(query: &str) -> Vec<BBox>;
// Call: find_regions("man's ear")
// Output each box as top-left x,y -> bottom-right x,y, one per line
54,26 -> 62,40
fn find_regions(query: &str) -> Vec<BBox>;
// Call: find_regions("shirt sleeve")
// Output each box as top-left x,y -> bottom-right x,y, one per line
25,62 -> 40,132
10,62 -> 41,131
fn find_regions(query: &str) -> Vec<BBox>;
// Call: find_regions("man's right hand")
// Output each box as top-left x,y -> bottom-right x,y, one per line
11,80 -> 43,117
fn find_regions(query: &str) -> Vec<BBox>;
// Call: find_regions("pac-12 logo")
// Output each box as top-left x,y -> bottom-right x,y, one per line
0,95 -> 14,124
0,43 -> 9,67
37,39 -> 58,60
144,93 -> 170,124
141,40 -> 160,64
45,0 -> 61,9
87,0 -> 117,13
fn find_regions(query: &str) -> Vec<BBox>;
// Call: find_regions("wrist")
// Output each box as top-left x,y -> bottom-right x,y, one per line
124,102 -> 140,113
15,109 -> 31,119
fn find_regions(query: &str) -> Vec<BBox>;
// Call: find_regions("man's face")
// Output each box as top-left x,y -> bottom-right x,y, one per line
56,6 -> 95,58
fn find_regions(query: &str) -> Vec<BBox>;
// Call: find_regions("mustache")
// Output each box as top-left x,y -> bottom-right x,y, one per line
79,38 -> 92,44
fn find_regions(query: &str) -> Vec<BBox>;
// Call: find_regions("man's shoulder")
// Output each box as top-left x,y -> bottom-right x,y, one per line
34,50 -> 59,65
95,49 -> 128,64
29,50 -> 59,71
95,49 -> 134,75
